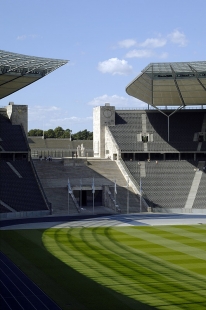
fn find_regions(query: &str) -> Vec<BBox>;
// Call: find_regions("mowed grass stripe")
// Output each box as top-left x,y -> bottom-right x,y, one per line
113,226 -> 206,263
94,227 -> 206,292
45,228 -> 190,309
43,226 -> 206,309
143,226 -> 206,250
111,226 -> 206,276
44,229 -> 171,308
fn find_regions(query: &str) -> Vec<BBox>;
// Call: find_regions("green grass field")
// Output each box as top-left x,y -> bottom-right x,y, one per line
1,224 -> 206,310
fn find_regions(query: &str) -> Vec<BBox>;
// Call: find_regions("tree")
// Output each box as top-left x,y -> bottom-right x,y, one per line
28,127 -> 93,140
63,129 -> 71,138
72,129 -> 93,140
54,126 -> 64,138
28,129 -> 43,136
44,129 -> 55,138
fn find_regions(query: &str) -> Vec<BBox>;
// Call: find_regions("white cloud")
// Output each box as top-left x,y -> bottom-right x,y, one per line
17,35 -> 27,40
168,30 -> 188,47
97,58 -> 132,75
17,34 -> 40,40
140,38 -> 167,48
125,49 -> 153,58
118,39 -> 137,48
88,94 -> 128,106
87,94 -> 147,108
28,105 -> 93,131
98,58 -> 132,75
29,105 -> 60,114
117,31 -> 187,60
28,105 -> 61,123
49,116 -> 92,127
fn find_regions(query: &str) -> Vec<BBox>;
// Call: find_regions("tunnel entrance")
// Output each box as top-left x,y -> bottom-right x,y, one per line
73,190 -> 102,207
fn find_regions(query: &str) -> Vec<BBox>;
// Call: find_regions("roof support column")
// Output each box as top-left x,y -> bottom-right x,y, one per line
151,65 -> 154,110
153,105 -> 184,141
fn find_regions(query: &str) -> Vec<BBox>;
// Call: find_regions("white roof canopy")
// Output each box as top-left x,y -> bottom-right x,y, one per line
0,50 -> 68,99
126,61 -> 206,106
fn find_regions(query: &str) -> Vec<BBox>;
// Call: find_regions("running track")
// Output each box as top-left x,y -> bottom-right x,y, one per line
0,251 -> 61,310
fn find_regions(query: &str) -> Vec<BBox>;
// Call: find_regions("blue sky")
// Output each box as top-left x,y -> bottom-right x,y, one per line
1,0 -> 206,133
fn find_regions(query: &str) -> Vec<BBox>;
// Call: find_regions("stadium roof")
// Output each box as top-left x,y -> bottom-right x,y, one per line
0,50 -> 68,99
126,61 -> 206,107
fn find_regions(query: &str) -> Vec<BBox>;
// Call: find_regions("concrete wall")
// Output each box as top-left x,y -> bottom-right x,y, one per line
6,102 -> 28,136
0,210 -> 50,220
105,127 -> 119,159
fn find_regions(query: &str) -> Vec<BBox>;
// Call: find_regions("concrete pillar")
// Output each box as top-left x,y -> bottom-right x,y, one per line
93,105 -> 115,158
6,103 -> 28,136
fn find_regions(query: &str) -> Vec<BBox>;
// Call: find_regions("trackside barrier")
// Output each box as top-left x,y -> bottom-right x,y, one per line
0,210 -> 50,220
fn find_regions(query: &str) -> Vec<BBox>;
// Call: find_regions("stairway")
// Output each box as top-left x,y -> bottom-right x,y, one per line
140,161 -> 146,177
142,113 -> 148,152
87,160 -> 127,186
88,160 -> 141,213
184,171 -> 202,210
33,158 -> 141,214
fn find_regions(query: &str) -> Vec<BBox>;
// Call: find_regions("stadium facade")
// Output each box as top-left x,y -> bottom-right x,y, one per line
0,50 -> 68,218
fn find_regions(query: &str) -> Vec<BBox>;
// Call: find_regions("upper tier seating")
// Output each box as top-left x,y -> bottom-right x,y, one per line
109,112 -> 143,151
146,111 -> 204,152
109,110 -> 205,152
0,113 -> 28,152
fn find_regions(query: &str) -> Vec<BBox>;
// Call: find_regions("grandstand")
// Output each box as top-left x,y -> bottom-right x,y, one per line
0,50 -> 68,219
1,52 -> 206,217
0,108 -> 51,218
93,61 -> 206,213
28,136 -> 93,158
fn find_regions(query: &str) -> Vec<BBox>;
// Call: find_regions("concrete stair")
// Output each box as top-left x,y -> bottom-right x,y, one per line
140,161 -> 146,177
87,160 -> 127,186
44,187 -> 77,215
109,186 -> 140,214
88,160 -> 141,213
33,159 -> 141,214
184,171 -> 202,209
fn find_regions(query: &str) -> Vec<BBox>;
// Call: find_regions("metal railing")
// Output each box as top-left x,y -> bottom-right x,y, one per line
116,105 -> 206,110
106,187 -> 120,213
117,159 -> 150,210
70,192 -> 81,213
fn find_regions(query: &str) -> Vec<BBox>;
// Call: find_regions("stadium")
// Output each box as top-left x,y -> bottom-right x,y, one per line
0,50 -> 206,309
